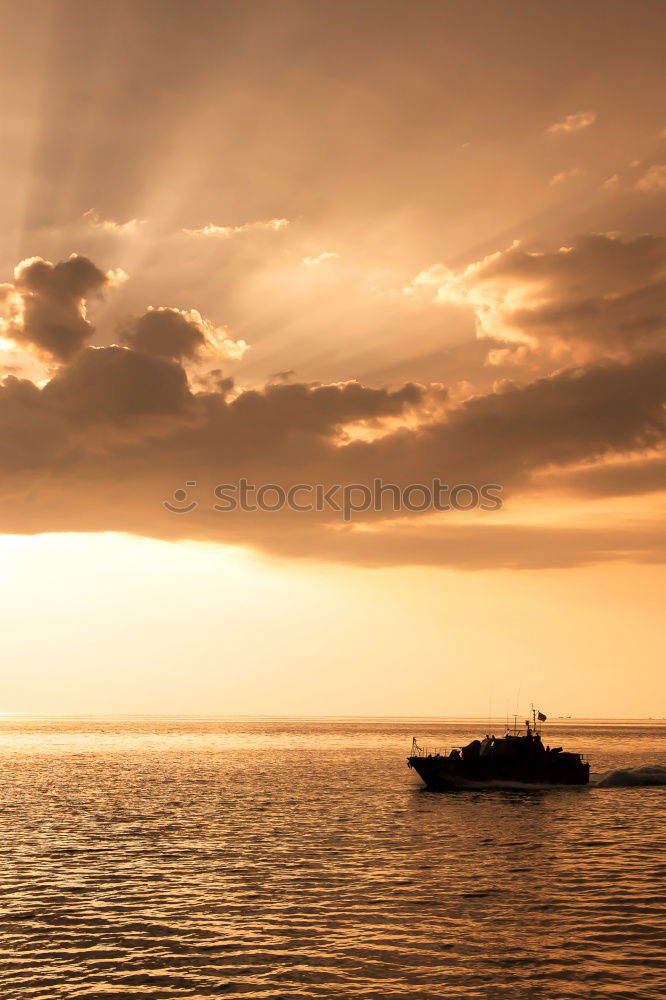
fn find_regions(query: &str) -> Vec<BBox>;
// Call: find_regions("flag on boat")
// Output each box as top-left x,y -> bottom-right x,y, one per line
537,711 -> 547,721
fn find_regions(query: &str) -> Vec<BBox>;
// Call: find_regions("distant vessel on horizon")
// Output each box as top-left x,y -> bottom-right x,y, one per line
408,709 -> 590,790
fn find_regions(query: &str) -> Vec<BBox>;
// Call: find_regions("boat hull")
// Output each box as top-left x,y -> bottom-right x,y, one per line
408,753 -> 589,790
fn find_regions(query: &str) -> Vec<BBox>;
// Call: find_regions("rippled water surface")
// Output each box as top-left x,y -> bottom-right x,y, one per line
1,717 -> 665,999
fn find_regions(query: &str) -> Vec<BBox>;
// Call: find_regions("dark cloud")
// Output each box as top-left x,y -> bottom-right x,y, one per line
0,340 -> 663,566
118,306 -> 247,365
42,346 -> 193,424
438,235 -> 666,364
269,369 -> 296,384
119,308 -> 208,360
228,380 -> 425,441
4,254 -> 110,362
0,374 -> 68,472
551,455 -> 666,499
249,519 -> 666,571
0,243 -> 664,568
434,353 -> 666,480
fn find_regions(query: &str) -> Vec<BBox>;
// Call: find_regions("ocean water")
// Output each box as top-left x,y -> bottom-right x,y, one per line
0,717 -> 665,1000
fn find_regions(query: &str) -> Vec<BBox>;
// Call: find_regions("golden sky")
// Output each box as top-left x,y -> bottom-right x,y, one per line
0,1 -> 665,715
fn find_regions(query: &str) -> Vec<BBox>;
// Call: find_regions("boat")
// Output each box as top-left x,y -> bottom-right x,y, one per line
407,709 -> 589,790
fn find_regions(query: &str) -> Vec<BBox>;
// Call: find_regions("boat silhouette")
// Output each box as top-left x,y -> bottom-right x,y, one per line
408,710 -> 589,790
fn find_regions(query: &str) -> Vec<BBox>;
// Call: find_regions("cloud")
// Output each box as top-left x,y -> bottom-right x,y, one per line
250,518 -> 666,570
119,307 -> 248,362
549,455 -> 666,499
424,354 -> 666,484
182,218 -> 289,238
83,209 -> 144,233
303,252 -> 340,267
0,248 -> 664,569
547,111 -> 597,134
0,345 -> 664,566
635,164 -> 666,192
550,168 -> 584,185
602,174 -> 620,190
0,254 -> 246,385
412,234 -> 666,364
42,346 -> 192,425
0,254 -> 112,362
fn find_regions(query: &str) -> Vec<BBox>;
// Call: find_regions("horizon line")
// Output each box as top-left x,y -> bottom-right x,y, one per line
1,712 -> 665,722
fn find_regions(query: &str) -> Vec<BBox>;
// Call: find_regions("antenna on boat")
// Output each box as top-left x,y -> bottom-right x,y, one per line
514,684 -> 521,733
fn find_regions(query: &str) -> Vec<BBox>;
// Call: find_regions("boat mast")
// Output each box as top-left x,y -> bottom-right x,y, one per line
531,705 -> 545,735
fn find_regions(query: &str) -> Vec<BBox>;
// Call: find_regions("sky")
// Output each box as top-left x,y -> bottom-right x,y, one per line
0,0 -> 665,716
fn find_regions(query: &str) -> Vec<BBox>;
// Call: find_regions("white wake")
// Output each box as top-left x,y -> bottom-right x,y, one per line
592,765 -> 666,788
